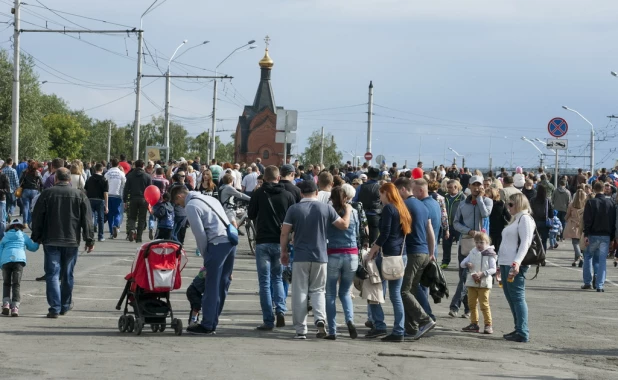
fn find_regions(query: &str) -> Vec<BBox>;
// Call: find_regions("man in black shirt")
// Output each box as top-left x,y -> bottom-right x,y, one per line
84,163 -> 109,242
279,165 -> 301,203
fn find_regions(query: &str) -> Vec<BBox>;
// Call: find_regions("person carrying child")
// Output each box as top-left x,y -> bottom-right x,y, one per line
549,210 -> 563,250
0,218 -> 39,316
460,232 -> 496,334
152,193 -> 175,240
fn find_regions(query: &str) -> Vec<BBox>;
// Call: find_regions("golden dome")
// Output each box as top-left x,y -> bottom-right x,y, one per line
259,48 -> 274,69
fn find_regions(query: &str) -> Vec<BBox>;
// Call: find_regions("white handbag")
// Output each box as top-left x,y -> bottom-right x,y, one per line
381,236 -> 406,281
460,236 -> 476,257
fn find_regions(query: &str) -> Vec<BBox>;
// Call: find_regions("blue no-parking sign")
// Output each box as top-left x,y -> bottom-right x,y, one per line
548,117 -> 568,138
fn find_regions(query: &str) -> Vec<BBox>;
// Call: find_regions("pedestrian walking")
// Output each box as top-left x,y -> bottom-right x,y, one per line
485,187 -> 510,252
104,159 -> 126,239
84,163 -> 108,242
548,210 -> 563,249
1,158 -> 19,219
123,160 -> 152,243
19,161 -> 42,229
353,167 -> 382,245
530,185 -> 553,252
441,180 -> 465,269
564,189 -> 586,267
552,180 -> 571,241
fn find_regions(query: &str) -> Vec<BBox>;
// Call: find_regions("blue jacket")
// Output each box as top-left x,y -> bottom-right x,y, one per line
153,201 -> 174,229
0,229 -> 39,267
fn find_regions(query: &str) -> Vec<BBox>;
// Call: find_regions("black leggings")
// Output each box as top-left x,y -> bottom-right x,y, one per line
2,262 -> 24,307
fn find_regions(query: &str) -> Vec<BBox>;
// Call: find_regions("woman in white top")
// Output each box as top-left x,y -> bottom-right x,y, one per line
499,192 -> 535,343
70,164 -> 85,191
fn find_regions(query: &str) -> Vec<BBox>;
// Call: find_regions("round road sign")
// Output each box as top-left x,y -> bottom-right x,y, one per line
548,117 -> 568,138
364,152 -> 373,161
375,155 -> 386,165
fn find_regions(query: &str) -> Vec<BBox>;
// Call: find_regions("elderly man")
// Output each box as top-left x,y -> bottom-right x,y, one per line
31,168 -> 94,318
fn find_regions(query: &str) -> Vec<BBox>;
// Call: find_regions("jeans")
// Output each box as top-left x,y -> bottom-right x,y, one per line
149,214 -> 156,231
583,235 -> 610,289
5,193 -> 15,218
549,232 -> 557,248
0,200 -> 5,240
572,239 -> 582,260
325,254 -> 358,335
292,262 -> 327,335
44,245 -> 79,315
500,265 -> 529,341
442,225 -> 459,265
369,255 -> 408,336
255,243 -> 287,327
201,242 -> 236,331
127,197 -> 148,239
173,216 -> 188,244
107,196 -> 122,235
449,249 -> 470,314
2,262 -> 24,307
89,199 -> 105,240
21,188 -> 38,225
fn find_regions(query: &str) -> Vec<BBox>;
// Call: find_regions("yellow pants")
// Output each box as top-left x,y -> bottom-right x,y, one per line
467,287 -> 492,326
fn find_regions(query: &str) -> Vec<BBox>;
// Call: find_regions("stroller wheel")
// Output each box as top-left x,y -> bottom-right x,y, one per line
126,315 -> 135,333
159,324 -> 166,333
173,318 -> 183,336
135,319 -> 143,336
118,315 -> 127,333
151,324 -> 159,333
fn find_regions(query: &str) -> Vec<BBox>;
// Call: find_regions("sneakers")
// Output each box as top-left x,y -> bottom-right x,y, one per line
276,313 -> 285,328
461,312 -> 471,319
440,263 -> 449,269
365,328 -> 388,338
503,330 -> 517,339
504,332 -> 528,343
381,334 -> 404,342
413,320 -> 436,340
597,289 -> 605,293
462,323 -> 480,333
347,320 -> 358,339
293,334 -> 307,340
316,320 -> 327,339
10,307 -> 18,317
364,320 -> 374,329
256,324 -> 274,331
2,302 -> 9,316
484,325 -> 493,334
46,312 -> 59,319
98,237 -> 106,242
324,335 -> 336,340
113,226 -> 118,239
187,324 -> 216,335
448,310 -> 458,318
189,313 -> 199,326
581,284 -> 592,290
578,260 -> 583,268
128,230 -> 135,242
195,249 -> 201,257
149,229 -> 154,240
35,274 -> 46,282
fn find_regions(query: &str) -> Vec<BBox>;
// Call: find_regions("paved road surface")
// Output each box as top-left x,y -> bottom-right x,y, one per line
1,226 -> 617,379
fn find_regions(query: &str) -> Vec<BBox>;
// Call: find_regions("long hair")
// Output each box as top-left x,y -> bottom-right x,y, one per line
379,182 -> 412,235
508,193 -> 531,223
533,184 -> 548,204
330,186 -> 347,216
572,189 -> 587,209
201,171 -> 215,191
25,160 -> 38,175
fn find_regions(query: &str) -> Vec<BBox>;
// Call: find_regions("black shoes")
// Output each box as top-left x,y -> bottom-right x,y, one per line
276,313 -> 285,328
504,333 -> 528,343
347,320 -> 358,339
187,324 -> 216,335
581,284 -> 592,290
323,335 -> 336,340
364,320 -> 374,329
46,312 -> 59,319
365,328 -> 387,338
593,275 -> 597,290
316,320 -> 327,339
35,274 -> 46,282
256,324 -> 274,331
503,330 -> 517,339
597,289 -> 605,293
381,334 -> 404,342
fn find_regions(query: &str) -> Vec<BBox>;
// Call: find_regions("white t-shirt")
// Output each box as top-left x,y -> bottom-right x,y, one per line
105,167 -> 126,197
317,190 -> 331,204
232,169 -> 243,190
242,172 -> 259,192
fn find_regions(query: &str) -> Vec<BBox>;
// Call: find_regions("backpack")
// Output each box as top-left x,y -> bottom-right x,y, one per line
517,214 -> 546,280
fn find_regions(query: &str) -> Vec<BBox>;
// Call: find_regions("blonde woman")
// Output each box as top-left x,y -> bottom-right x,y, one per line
70,164 -> 85,191
564,189 -> 586,267
499,193 -> 535,343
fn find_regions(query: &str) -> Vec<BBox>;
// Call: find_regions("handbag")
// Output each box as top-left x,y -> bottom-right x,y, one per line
544,199 -> 552,227
517,214 -> 546,279
460,237 -> 476,257
355,248 -> 369,280
15,175 -> 24,198
381,236 -> 406,281
190,198 -> 239,246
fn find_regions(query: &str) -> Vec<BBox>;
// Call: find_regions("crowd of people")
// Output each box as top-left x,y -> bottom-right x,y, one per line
0,155 -> 617,344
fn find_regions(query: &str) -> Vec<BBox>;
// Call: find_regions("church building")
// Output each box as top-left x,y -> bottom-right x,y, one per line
234,37 -> 285,166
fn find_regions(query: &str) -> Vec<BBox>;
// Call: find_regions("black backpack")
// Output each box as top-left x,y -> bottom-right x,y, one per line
517,214 -> 546,279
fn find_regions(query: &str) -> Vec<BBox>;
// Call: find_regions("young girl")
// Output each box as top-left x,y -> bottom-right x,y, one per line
0,218 -> 39,316
460,232 -> 497,334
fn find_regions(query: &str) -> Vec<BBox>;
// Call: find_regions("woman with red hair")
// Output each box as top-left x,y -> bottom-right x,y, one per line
365,182 -> 412,342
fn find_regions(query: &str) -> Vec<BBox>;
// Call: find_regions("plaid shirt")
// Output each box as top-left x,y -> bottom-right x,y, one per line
1,166 -> 19,192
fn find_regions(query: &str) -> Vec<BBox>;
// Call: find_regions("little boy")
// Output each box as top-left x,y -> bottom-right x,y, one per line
186,267 -> 232,325
152,193 -> 174,240
549,210 -> 563,249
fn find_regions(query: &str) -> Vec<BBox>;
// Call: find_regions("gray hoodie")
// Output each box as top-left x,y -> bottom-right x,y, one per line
453,195 -> 493,235
552,187 -> 571,212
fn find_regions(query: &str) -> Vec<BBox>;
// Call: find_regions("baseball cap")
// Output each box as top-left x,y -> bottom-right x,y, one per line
360,174 -> 368,180
297,180 -> 318,194
8,218 -> 24,229
470,175 -> 484,185
178,157 -> 186,162
280,164 -> 295,176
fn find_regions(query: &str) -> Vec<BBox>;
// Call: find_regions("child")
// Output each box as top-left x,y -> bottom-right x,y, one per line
460,232 -> 496,334
0,218 -> 39,317
186,267 -> 207,326
549,210 -> 562,249
152,193 -> 174,240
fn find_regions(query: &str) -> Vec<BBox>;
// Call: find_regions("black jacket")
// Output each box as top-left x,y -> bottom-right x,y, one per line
522,188 -> 536,201
583,193 -> 616,239
84,173 -> 109,200
489,200 -> 510,237
279,179 -> 301,203
31,183 -> 94,247
530,196 -> 553,224
357,181 -> 382,215
420,261 -> 449,304
123,168 -> 152,202
0,172 -> 9,202
248,182 -> 296,245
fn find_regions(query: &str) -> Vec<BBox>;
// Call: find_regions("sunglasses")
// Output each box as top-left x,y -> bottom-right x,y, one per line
508,203 -> 514,207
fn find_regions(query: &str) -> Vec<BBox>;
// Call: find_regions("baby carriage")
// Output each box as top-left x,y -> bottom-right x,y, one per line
116,240 -> 187,336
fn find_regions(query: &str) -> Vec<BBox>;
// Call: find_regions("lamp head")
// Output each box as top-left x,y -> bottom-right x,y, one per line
203,41 -> 209,44
562,106 -> 569,110
248,40 -> 256,44
182,40 -> 188,44
612,71 -> 618,77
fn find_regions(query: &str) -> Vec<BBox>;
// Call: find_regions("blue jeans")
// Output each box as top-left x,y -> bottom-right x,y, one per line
449,249 -> 470,313
21,188 -> 38,225
369,255 -> 408,336
149,214 -> 155,230
325,253 -> 358,335
5,193 -> 14,219
549,232 -> 557,248
417,285 -> 435,321
44,245 -> 79,314
0,201 -> 5,240
255,243 -> 286,327
500,265 -> 529,341
201,242 -> 236,331
583,235 -> 610,289
89,199 -> 105,240
107,196 -> 122,234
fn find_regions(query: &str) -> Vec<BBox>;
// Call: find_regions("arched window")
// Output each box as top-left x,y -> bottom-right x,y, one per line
263,150 -> 270,159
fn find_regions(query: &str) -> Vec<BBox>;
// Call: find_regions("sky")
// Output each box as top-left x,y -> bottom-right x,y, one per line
3,0 -> 618,171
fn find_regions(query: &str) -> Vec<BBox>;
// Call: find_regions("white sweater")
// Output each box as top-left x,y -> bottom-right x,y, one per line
498,211 -> 535,266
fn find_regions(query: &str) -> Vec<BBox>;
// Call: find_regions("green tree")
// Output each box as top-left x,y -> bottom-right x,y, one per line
43,114 -> 88,159
298,130 -> 343,168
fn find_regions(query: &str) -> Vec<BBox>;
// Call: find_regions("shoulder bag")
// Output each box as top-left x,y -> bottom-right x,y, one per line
15,173 -> 24,198
518,214 -> 546,279
190,198 -> 239,246
265,192 -> 283,230
381,235 -> 406,281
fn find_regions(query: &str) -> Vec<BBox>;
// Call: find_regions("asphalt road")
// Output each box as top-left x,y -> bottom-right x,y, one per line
1,225 -> 617,380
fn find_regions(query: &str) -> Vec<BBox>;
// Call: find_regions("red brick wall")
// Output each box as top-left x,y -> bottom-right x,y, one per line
234,108 -> 284,166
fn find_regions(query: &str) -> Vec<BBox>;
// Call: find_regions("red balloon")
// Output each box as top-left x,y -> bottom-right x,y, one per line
118,161 -> 131,174
412,167 -> 424,179
144,185 -> 161,207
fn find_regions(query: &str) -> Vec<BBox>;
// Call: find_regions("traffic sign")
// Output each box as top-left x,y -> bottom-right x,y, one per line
275,131 -> 296,144
364,152 -> 373,161
276,109 -> 298,132
546,139 -> 568,150
548,117 -> 568,138
375,155 -> 385,165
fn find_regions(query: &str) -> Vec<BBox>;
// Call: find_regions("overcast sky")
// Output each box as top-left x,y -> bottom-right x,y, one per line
4,0 -> 618,170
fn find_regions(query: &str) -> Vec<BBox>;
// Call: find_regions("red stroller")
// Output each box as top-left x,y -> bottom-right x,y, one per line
116,240 -> 188,336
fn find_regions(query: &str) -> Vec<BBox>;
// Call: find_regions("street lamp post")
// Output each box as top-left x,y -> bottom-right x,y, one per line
210,40 -> 256,161
163,40 -> 188,163
521,136 -> 545,169
562,106 -> 594,175
448,147 -> 464,168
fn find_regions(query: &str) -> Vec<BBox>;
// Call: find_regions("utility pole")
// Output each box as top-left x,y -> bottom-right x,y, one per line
462,157 -> 466,169
11,0 -> 20,161
540,154 -> 544,170
320,126 -> 325,167
210,76 -> 218,161
164,71 -> 171,162
418,136 -> 422,162
133,31 -> 144,161
366,81 -> 373,163
554,150 -> 559,188
107,122 -> 112,162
